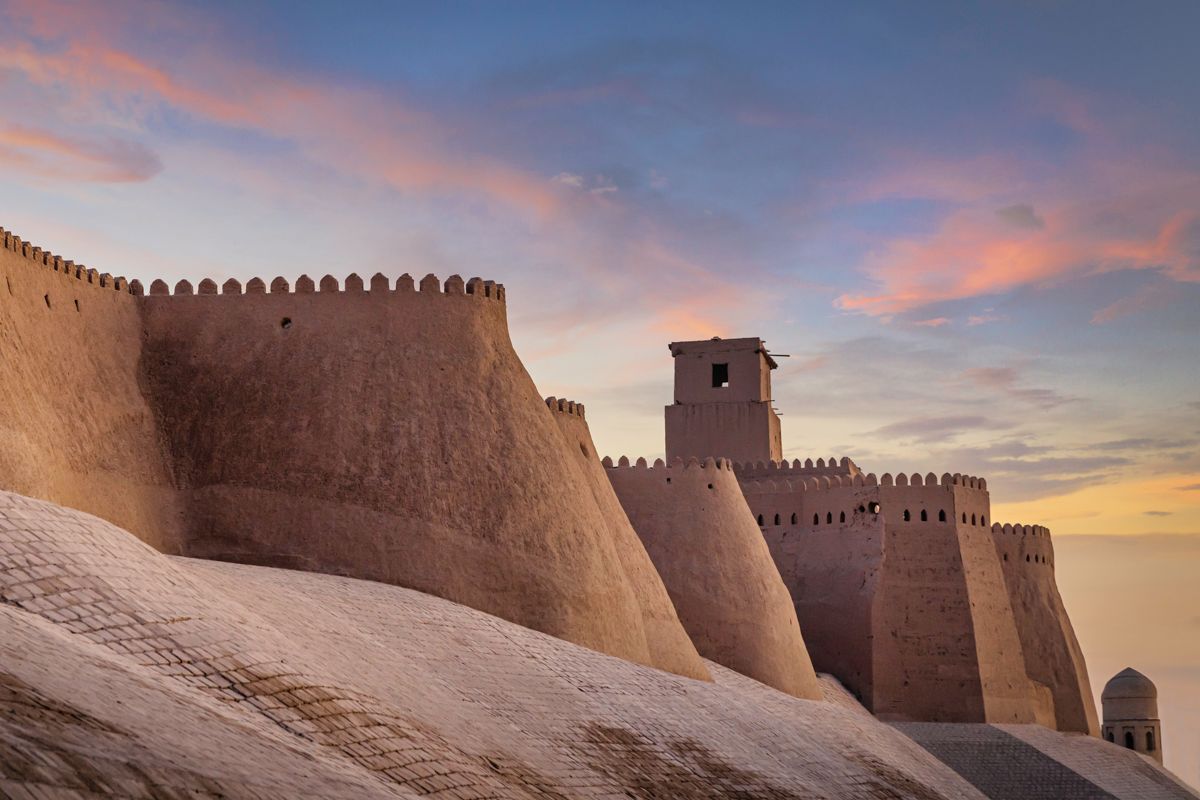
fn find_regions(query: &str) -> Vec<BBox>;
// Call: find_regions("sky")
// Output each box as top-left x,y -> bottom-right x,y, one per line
0,0 -> 1197,785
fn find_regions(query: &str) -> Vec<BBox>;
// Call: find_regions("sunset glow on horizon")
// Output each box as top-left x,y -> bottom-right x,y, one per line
1,0 -> 1197,783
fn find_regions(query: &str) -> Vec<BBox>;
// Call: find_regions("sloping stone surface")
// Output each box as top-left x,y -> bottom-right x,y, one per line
0,490 -> 986,799
895,722 -> 1199,800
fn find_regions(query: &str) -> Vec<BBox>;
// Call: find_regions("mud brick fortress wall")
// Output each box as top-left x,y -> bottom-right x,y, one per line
604,336 -> 1101,733
0,225 -> 1098,737
604,454 -> 822,699
0,226 -> 708,681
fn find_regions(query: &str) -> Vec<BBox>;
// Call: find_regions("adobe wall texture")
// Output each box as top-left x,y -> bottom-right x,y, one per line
545,398 -> 710,680
0,227 -> 709,680
0,231 -> 184,553
992,523 -> 1100,734
136,273 -> 709,680
665,401 -> 781,463
604,455 -> 822,699
742,470 -> 1052,726
742,476 -> 884,704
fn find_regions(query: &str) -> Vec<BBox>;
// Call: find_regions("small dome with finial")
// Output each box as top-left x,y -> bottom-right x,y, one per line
1102,667 -> 1159,720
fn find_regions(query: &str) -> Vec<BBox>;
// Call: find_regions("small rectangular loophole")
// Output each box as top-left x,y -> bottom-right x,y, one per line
711,362 -> 729,388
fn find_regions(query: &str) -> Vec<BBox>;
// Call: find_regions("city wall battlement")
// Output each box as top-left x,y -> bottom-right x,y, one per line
992,523 -> 1057,568
0,224 -> 713,683
740,470 -> 988,491
139,272 -> 506,301
2,226 -> 508,303
601,455 -> 734,471
544,396 -> 586,419
2,227 -> 137,295
731,456 -> 861,478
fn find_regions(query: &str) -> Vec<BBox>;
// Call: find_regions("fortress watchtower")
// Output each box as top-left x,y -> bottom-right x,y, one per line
665,337 -> 782,463
1102,668 -> 1163,764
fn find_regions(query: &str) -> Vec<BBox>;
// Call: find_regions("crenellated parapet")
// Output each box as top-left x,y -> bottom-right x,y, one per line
988,520 -> 1098,733
991,522 -> 1056,568
731,456 -> 861,479
1,226 -> 137,296
139,272 -> 506,301
544,396 -> 585,420
603,447 -> 824,698
602,455 -> 733,471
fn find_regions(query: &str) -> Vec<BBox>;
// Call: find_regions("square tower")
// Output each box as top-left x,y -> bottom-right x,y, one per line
665,337 -> 782,463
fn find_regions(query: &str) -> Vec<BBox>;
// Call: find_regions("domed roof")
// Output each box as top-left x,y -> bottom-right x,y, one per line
1102,667 -> 1158,700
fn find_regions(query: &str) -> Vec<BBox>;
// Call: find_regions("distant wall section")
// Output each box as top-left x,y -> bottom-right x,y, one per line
742,468 -> 1049,725
991,523 -> 1099,734
605,455 -> 821,699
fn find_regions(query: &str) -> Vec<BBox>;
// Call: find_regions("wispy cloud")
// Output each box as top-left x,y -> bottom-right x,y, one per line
869,415 -> 1012,444
961,366 -> 1074,409
995,203 -> 1045,230
1091,280 -> 1178,324
0,125 -> 160,182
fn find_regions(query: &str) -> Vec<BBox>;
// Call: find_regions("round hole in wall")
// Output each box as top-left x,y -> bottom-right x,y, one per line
707,483 -> 713,490
867,501 -> 880,514
280,317 -> 293,329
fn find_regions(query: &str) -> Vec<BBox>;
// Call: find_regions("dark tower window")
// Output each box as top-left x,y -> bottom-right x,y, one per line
1124,731 -> 1135,749
971,514 -> 977,525
757,514 -> 764,526
791,513 -> 797,524
711,362 -> 729,388
1147,730 -> 1155,751
774,514 -> 781,526
920,510 -> 928,521
1105,729 -> 1114,743
939,510 -> 946,522
813,513 -> 819,525
826,512 -> 832,524
903,509 -> 911,522
839,511 -> 846,523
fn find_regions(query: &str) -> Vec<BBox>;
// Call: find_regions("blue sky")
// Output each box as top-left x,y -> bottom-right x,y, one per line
0,0 -> 1197,779
0,1 -> 1196,521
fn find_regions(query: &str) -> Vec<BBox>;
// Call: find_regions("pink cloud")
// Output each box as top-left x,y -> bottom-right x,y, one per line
914,317 -> 951,327
837,205 -> 1199,316
831,77 -> 1200,318
0,9 -> 563,219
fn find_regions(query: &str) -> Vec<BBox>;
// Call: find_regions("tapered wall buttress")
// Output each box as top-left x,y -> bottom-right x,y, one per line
137,281 -> 711,679
0,226 -> 711,680
606,457 -> 821,699
992,523 -> 1100,734
546,402 -> 711,681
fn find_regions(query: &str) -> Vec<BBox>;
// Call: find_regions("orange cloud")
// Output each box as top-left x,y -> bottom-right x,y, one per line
837,205 -> 1200,316
0,9 -> 562,219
